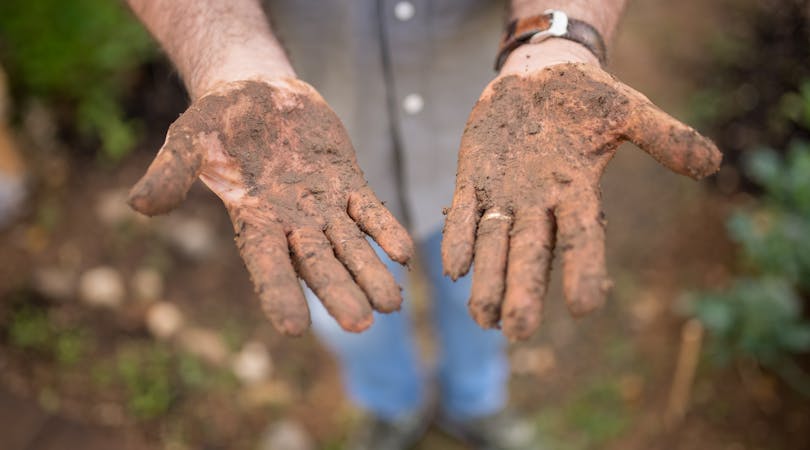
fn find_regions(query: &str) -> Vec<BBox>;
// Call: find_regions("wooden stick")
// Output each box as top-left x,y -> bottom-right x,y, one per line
665,318 -> 704,429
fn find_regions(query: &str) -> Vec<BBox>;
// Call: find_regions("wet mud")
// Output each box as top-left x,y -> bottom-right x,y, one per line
129,80 -> 414,335
442,63 -> 721,340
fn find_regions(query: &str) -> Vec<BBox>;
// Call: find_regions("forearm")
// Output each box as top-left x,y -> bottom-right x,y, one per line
127,0 -> 295,99
501,0 -> 627,74
509,0 -> 627,43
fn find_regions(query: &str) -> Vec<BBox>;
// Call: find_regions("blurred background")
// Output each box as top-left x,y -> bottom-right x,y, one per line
0,0 -> 809,449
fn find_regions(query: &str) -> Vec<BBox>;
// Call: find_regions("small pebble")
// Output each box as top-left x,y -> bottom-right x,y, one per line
232,340 -> 273,385
177,326 -> 229,366
145,301 -> 184,340
510,346 -> 557,377
32,267 -> 75,301
259,419 -> 314,450
161,216 -> 216,260
78,266 -> 125,308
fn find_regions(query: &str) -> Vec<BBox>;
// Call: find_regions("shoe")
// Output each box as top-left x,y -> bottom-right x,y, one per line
436,408 -> 544,450
348,407 -> 432,450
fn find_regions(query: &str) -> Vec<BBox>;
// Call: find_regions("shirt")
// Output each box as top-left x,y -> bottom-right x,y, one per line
265,0 -> 506,239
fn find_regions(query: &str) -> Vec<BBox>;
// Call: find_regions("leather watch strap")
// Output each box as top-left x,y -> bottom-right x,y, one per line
495,10 -> 607,71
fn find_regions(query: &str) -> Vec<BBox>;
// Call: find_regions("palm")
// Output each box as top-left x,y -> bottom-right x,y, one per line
442,63 -> 721,340
129,79 -> 413,335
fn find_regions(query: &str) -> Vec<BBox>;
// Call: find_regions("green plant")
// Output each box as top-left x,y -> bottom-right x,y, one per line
535,377 -> 632,450
688,140 -> 810,395
688,0 -> 810,192
0,0 -> 155,159
692,278 -> 810,394
6,303 -> 90,365
7,305 -> 51,352
116,344 -> 175,419
728,143 -> 810,290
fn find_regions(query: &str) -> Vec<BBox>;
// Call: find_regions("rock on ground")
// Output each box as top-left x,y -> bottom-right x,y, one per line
231,340 -> 273,385
78,266 -> 126,308
145,301 -> 184,340
259,419 -> 314,450
176,326 -> 229,366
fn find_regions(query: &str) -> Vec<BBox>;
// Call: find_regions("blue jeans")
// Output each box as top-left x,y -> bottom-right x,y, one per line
305,229 -> 507,421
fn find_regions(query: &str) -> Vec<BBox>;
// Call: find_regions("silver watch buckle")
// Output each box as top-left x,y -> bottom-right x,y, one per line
528,10 -> 569,44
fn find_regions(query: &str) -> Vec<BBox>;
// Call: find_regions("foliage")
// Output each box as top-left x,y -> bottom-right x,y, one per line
689,0 -> 810,191
6,303 -> 90,366
692,278 -> 810,368
688,140 -> 810,395
0,0 -> 155,159
116,344 -> 175,419
728,143 -> 810,290
536,378 -> 632,450
2,293 -> 235,421
563,380 -> 630,444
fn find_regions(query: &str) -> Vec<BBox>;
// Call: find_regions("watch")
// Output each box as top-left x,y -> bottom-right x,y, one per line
495,10 -> 608,71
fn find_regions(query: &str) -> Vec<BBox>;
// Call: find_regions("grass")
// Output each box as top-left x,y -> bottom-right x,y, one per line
7,303 -> 92,366
536,377 -> 633,450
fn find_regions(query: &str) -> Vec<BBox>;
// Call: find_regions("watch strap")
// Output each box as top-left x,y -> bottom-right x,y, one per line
495,10 -> 608,71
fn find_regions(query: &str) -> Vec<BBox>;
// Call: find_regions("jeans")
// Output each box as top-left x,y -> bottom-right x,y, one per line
305,229 -> 507,421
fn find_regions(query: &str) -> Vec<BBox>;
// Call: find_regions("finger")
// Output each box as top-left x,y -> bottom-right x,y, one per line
468,208 -> 512,328
347,185 -> 414,265
556,190 -> 613,317
233,217 -> 310,336
502,206 -> 555,341
325,214 -> 403,313
288,227 -> 374,332
128,120 -> 205,216
442,179 -> 480,280
623,97 -> 722,180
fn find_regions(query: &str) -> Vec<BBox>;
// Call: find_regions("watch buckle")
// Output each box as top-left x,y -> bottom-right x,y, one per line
528,10 -> 569,44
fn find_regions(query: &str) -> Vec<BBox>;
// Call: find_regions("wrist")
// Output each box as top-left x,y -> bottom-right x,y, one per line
188,40 -> 296,100
499,38 -> 599,76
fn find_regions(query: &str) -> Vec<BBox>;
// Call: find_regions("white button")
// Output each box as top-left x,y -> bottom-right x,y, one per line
402,94 -> 424,115
394,1 -> 415,21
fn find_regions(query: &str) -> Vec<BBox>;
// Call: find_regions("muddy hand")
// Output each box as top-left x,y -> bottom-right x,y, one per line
128,79 -> 413,336
442,62 -> 721,340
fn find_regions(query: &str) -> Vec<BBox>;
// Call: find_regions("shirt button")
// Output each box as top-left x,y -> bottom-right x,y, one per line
394,1 -> 415,21
402,94 -> 424,115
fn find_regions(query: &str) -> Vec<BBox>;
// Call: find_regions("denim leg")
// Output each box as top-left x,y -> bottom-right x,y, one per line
306,240 -> 424,421
421,229 -> 508,420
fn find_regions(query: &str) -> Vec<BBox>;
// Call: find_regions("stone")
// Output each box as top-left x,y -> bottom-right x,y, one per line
231,340 -> 273,385
259,420 -> 314,450
78,266 -> 125,308
31,267 -> 75,301
510,346 -> 557,377
160,216 -> 216,260
177,327 -> 229,366
238,380 -> 295,408
145,301 -> 184,340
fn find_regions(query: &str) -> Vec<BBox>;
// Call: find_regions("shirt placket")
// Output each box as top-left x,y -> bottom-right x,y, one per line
381,0 -> 432,232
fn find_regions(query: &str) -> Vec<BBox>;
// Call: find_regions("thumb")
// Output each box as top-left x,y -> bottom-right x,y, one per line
128,121 -> 205,216
623,97 -> 722,180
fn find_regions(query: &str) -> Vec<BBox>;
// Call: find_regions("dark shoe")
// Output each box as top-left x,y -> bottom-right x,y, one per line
436,409 -> 543,450
348,408 -> 432,450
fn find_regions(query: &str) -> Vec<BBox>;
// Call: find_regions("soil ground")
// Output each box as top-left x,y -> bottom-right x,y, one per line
1,1 -> 809,449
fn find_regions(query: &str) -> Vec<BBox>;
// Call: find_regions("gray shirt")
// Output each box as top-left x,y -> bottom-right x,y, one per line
265,0 -> 505,239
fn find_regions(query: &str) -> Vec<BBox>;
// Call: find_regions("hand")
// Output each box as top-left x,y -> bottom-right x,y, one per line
442,42 -> 721,340
129,78 -> 414,335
